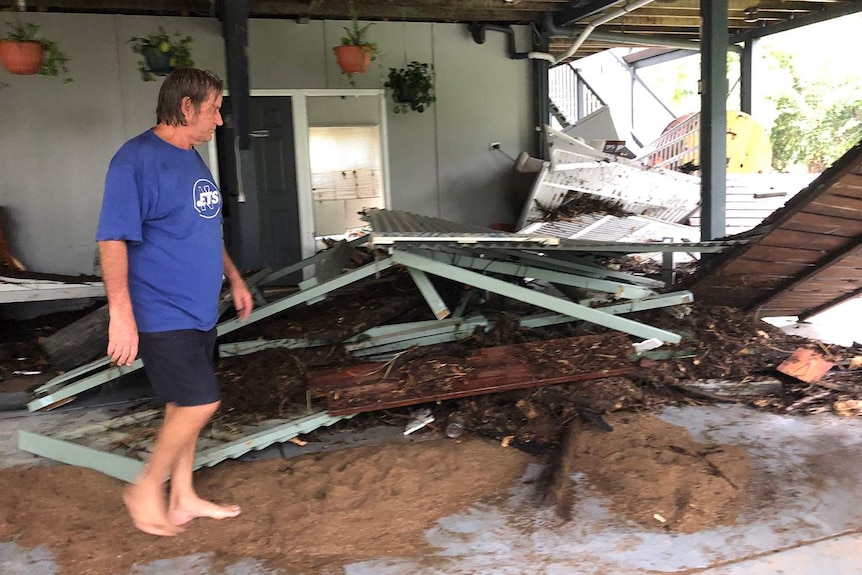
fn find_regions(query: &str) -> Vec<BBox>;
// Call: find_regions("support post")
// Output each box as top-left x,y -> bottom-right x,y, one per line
534,32 -> 550,159
740,38 -> 756,115
700,0 -> 728,241
222,0 -> 262,270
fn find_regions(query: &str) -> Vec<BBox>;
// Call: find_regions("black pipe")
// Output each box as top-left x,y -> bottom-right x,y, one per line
467,22 -> 529,60
541,11 -> 577,38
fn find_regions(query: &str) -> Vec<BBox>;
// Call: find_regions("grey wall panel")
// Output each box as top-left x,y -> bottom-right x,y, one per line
0,13 -> 126,275
433,24 -> 534,228
250,19 -> 327,89
0,14 -> 534,275
377,23 -> 439,217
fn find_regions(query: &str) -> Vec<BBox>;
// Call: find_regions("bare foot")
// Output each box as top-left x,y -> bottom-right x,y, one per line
168,496 -> 242,526
123,483 -> 183,537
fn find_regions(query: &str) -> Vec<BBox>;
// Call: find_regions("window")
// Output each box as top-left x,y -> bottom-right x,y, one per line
309,126 -> 383,201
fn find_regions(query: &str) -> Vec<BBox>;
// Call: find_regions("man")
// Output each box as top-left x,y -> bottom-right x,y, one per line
96,68 -> 253,537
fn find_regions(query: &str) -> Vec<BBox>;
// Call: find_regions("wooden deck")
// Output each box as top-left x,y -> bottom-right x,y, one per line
684,140 -> 862,319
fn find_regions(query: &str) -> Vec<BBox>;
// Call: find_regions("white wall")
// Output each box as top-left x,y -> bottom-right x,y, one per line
0,13 -> 535,275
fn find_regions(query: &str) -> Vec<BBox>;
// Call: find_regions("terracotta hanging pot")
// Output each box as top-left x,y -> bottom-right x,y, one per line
0,40 -> 45,75
333,44 -> 373,74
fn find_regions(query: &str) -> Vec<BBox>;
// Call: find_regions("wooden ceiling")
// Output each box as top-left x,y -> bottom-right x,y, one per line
14,0 -> 862,59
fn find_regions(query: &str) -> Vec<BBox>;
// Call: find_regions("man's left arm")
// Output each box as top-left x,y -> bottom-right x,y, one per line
223,245 -> 253,320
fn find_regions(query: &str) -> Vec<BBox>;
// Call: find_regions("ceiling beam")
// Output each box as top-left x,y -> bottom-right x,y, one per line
731,0 -> 862,41
555,0 -> 626,26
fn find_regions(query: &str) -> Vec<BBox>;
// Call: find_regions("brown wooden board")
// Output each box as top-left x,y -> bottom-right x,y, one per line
831,173 -> 862,192
758,229 -> 854,252
782,212 -> 862,237
796,265 -> 862,282
324,368 -> 636,416
720,260 -> 813,277
802,201 -> 862,220
716,270 -> 806,284
306,334 -> 637,415
740,245 -> 830,264
817,190 -> 862,212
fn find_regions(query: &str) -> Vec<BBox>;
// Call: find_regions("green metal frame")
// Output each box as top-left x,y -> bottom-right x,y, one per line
219,338 -> 329,358
407,268 -> 451,319
390,249 -> 683,343
218,289 -> 695,360
409,248 -> 656,300
18,409 -> 351,483
488,248 -> 666,287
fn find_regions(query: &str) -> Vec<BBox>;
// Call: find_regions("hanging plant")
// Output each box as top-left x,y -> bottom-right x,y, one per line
332,9 -> 378,87
384,61 -> 436,113
0,20 -> 72,83
128,26 -> 193,81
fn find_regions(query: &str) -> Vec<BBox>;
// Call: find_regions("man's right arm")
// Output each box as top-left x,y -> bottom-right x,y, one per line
99,240 -> 138,366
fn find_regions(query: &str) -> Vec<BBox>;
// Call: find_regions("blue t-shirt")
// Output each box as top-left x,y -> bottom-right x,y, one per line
96,129 -> 224,332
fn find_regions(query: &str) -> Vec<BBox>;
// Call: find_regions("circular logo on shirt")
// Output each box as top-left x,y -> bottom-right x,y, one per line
193,179 -> 221,219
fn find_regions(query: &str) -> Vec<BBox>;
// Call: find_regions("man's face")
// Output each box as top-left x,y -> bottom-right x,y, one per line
184,91 -> 223,146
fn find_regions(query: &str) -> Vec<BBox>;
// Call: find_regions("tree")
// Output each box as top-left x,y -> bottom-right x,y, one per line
766,49 -> 862,172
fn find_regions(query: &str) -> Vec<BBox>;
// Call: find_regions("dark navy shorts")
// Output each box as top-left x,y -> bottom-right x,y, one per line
138,328 -> 219,407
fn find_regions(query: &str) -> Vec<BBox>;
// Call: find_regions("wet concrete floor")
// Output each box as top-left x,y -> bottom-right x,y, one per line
2,402 -> 862,574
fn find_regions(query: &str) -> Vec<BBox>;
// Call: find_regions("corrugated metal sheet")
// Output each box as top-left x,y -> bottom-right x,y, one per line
365,209 -> 494,234
365,209 -> 561,248
684,140 -> 862,319
522,215 -> 699,244
366,209 -> 744,254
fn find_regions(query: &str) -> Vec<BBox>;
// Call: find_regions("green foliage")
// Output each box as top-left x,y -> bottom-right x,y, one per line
766,49 -> 862,172
128,26 -> 193,82
1,20 -> 72,83
384,61 -> 436,113
340,8 -> 376,52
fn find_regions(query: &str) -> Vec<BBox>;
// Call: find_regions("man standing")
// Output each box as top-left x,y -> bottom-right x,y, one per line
96,68 -> 253,537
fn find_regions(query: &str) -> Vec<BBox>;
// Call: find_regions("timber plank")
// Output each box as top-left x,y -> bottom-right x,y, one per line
814,193 -> 862,213
307,334 -> 636,415
758,229 -> 854,252
325,368 -> 635,416
710,273 -> 798,287
831,173 -> 862,192
741,245 -> 829,264
803,202 -> 862,220
722,259 -> 812,276
782,212 -> 862,237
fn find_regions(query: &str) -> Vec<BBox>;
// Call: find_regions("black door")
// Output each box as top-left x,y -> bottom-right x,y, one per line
217,96 -> 301,282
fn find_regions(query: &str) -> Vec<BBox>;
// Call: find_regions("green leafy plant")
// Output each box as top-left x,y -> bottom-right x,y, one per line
128,26 -> 193,82
339,9 -> 376,52
334,9 -> 378,87
1,20 -> 72,83
384,61 -> 436,113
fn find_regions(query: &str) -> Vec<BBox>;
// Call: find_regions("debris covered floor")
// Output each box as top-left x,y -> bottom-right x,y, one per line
2,262 -> 862,574
2,403 -> 862,574
1,200 -> 861,574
